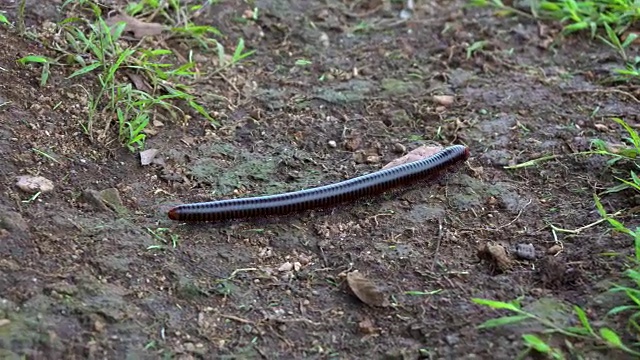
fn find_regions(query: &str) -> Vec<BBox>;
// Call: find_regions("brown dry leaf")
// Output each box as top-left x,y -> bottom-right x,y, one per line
382,145 -> 442,169
478,242 -> 512,271
105,14 -> 167,39
127,72 -> 152,93
346,271 -> 389,307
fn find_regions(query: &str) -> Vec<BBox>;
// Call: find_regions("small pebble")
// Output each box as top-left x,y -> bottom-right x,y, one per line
547,244 -> 563,255
514,243 -> 536,260
365,155 -> 380,164
16,175 -> 54,194
433,95 -> 454,106
393,143 -> 406,154
278,262 -> 293,272
445,334 -> 460,345
328,140 -> 337,148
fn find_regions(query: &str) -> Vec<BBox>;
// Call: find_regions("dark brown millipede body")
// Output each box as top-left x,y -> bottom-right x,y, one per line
168,145 -> 470,222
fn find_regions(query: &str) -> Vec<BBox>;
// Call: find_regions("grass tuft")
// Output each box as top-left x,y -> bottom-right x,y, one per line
469,0 -> 640,83
13,0 -> 253,152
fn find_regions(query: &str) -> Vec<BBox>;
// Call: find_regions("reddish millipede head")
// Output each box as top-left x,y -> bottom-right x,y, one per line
463,147 -> 471,160
168,207 -> 180,220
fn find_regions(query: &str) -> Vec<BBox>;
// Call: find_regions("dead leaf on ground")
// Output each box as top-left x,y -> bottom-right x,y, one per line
346,271 -> 389,307
477,242 -> 512,271
382,145 -> 442,169
105,14 -> 167,39
126,72 -> 152,93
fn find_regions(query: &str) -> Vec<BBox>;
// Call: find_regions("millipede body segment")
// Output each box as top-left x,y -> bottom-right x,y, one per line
168,145 -> 470,222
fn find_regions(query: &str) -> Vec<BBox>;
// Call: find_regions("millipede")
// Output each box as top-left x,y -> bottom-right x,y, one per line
168,144 -> 470,222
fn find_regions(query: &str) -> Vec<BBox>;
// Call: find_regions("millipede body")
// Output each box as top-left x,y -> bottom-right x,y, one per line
168,145 -> 470,222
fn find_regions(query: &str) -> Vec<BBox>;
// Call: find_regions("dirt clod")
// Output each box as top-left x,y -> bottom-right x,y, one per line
15,175 -> 54,193
478,242 -> 512,271
0,211 -> 29,234
358,318 -> 378,334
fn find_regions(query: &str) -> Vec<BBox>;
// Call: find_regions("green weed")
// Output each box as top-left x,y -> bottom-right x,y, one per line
14,0 -> 253,151
473,296 -> 640,358
17,55 -> 53,87
478,117 -> 640,357
469,0 -> 640,82
146,227 -> 179,250
0,11 -> 9,26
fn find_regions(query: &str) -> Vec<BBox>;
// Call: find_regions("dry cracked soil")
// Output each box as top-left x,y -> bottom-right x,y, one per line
1,0 -> 639,359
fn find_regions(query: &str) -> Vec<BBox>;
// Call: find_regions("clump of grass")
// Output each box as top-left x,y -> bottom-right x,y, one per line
474,117 -> 640,358
468,0 -> 640,82
14,0 -> 253,151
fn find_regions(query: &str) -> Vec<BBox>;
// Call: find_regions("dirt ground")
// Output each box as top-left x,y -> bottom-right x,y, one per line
1,0 -> 639,359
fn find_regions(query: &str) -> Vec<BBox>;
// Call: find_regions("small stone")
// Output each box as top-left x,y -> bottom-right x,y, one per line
100,188 -> 125,213
94,319 -> 105,332
293,262 -> 302,271
82,189 -> 110,212
547,244 -> 563,255
344,136 -> 362,151
514,243 -> 536,260
358,318 -> 377,334
319,32 -> 330,48
353,152 -> 366,164
44,281 -> 77,296
278,262 -> 293,272
16,175 -> 54,193
0,319 -> 10,327
0,211 -> 29,233
433,95 -> 454,106
298,254 -> 311,265
365,155 -> 380,164
445,334 -> 460,345
328,140 -> 337,148
392,143 -> 406,154
140,148 -> 160,166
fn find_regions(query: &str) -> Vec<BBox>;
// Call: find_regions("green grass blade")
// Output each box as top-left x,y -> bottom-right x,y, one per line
599,328 -> 623,348
573,306 -> 594,336
68,62 -> 102,78
477,315 -> 530,329
472,298 -> 521,311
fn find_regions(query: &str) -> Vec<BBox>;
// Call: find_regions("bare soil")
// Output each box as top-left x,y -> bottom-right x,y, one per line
1,0 -> 639,359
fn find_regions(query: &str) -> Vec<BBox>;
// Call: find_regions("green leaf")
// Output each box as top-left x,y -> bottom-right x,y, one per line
613,118 -> 640,149
564,22 -> 589,33
67,62 -> 102,78
599,328 -> 622,347
623,33 -> 639,49
18,55 -> 50,65
40,62 -> 50,87
564,326 -> 591,336
0,13 -> 9,25
472,298 -> 521,311
477,315 -> 529,329
573,306 -> 594,335
522,334 -> 551,353
607,305 -> 638,316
